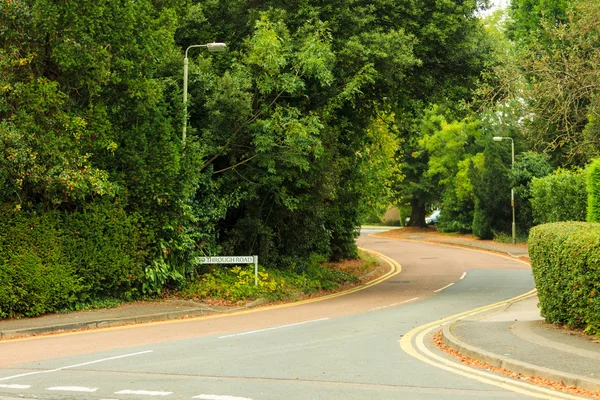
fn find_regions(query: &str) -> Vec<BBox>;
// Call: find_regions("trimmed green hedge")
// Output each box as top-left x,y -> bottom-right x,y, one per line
529,222 -> 600,335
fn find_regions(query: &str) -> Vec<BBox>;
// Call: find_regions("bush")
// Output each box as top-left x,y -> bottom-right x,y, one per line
472,201 -> 493,239
587,158 -> 600,222
529,222 -> 600,335
531,168 -> 586,224
62,200 -> 146,301
0,206 -> 82,318
0,200 -> 147,319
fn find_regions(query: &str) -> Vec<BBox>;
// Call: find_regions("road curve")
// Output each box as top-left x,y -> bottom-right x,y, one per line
1,234 -> 571,400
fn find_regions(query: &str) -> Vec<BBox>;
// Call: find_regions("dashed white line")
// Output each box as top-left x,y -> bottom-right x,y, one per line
48,386 -> 98,392
218,318 -> 329,339
0,350 -> 153,382
0,384 -> 31,389
460,272 -> 467,280
368,297 -> 420,311
193,395 -> 253,400
115,389 -> 172,396
434,283 -> 455,293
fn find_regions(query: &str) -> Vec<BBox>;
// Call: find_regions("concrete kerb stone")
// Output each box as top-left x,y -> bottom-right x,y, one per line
0,308 -> 233,340
441,322 -> 600,392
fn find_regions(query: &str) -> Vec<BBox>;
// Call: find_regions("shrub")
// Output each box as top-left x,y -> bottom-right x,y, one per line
0,206 -> 82,318
529,222 -> 600,335
472,201 -> 493,239
0,200 -> 147,319
587,158 -> 600,222
531,168 -> 586,224
61,200 -> 146,301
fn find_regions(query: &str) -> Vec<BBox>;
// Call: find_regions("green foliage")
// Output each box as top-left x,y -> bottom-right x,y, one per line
0,205 -> 81,319
529,222 -> 600,335
437,189 -> 474,233
0,200 -> 148,319
180,256 -> 362,303
508,0 -> 570,43
587,158 -> 600,222
61,200 -> 146,301
531,168 -> 587,224
472,199 -> 493,239
510,152 -> 552,232
502,0 -> 600,165
470,139 -> 511,238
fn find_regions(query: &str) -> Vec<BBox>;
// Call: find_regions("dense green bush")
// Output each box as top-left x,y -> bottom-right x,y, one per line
510,152 -> 552,232
587,158 -> 600,222
529,222 -> 600,335
0,201 -> 147,319
62,200 -> 147,301
530,168 -> 586,224
0,206 -> 81,319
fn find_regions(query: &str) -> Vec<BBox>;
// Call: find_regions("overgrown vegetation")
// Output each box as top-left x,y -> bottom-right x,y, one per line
178,250 -> 379,304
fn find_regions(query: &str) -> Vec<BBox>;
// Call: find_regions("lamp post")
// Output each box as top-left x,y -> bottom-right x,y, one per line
492,136 -> 515,244
182,42 -> 227,147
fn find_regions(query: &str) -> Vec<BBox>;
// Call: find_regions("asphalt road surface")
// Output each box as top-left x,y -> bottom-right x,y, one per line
0,234 -> 573,400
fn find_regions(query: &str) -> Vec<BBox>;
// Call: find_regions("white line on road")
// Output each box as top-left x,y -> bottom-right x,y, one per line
218,318 -> 329,339
0,384 -> 31,389
460,272 -> 467,280
193,395 -> 253,400
433,283 -> 455,293
368,297 -> 420,312
0,350 -> 153,381
48,386 -> 98,392
115,390 -> 172,396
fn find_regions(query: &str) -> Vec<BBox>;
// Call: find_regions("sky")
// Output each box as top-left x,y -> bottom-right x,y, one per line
480,0 -> 510,16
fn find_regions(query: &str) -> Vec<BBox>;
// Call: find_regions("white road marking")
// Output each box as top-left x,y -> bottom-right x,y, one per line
368,297 -> 420,311
218,318 -> 329,339
48,386 -> 98,392
460,272 -> 467,280
0,384 -> 31,389
0,350 -> 153,381
193,395 -> 253,400
115,389 -> 172,396
433,283 -> 455,293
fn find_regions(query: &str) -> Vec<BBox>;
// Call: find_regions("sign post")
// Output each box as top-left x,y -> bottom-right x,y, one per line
197,256 -> 259,286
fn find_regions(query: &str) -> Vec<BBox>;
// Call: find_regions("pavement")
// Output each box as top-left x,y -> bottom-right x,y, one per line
2,226 -> 599,395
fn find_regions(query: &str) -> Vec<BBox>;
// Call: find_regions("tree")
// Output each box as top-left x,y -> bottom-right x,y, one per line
419,109 -> 486,232
390,0 -> 496,226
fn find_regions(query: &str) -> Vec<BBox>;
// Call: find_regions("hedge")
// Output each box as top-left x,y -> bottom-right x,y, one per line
529,222 -> 600,335
0,200 -> 146,319
530,168 -> 586,224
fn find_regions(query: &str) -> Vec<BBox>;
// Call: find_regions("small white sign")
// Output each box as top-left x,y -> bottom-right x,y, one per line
198,256 -> 255,264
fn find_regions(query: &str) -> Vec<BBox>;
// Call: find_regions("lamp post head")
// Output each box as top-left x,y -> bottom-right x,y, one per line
206,42 -> 227,52
492,136 -> 504,142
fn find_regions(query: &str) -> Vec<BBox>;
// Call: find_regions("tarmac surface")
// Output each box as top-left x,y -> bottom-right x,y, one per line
1,227 -> 599,395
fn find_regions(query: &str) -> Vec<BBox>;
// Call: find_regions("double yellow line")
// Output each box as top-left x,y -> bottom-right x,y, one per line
399,289 -> 585,399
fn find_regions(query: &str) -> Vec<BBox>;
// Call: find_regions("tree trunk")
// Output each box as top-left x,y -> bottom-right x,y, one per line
407,198 -> 427,227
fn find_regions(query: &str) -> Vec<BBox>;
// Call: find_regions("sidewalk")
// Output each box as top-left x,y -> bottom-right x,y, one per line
2,228 -> 599,395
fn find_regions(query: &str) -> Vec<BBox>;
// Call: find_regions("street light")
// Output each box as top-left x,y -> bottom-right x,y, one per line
492,136 -> 516,244
182,42 -> 227,147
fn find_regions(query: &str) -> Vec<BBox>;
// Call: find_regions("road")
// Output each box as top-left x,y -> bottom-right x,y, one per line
0,233 -> 571,400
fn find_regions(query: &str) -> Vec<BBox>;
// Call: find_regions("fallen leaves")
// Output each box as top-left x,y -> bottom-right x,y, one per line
432,330 -> 600,399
